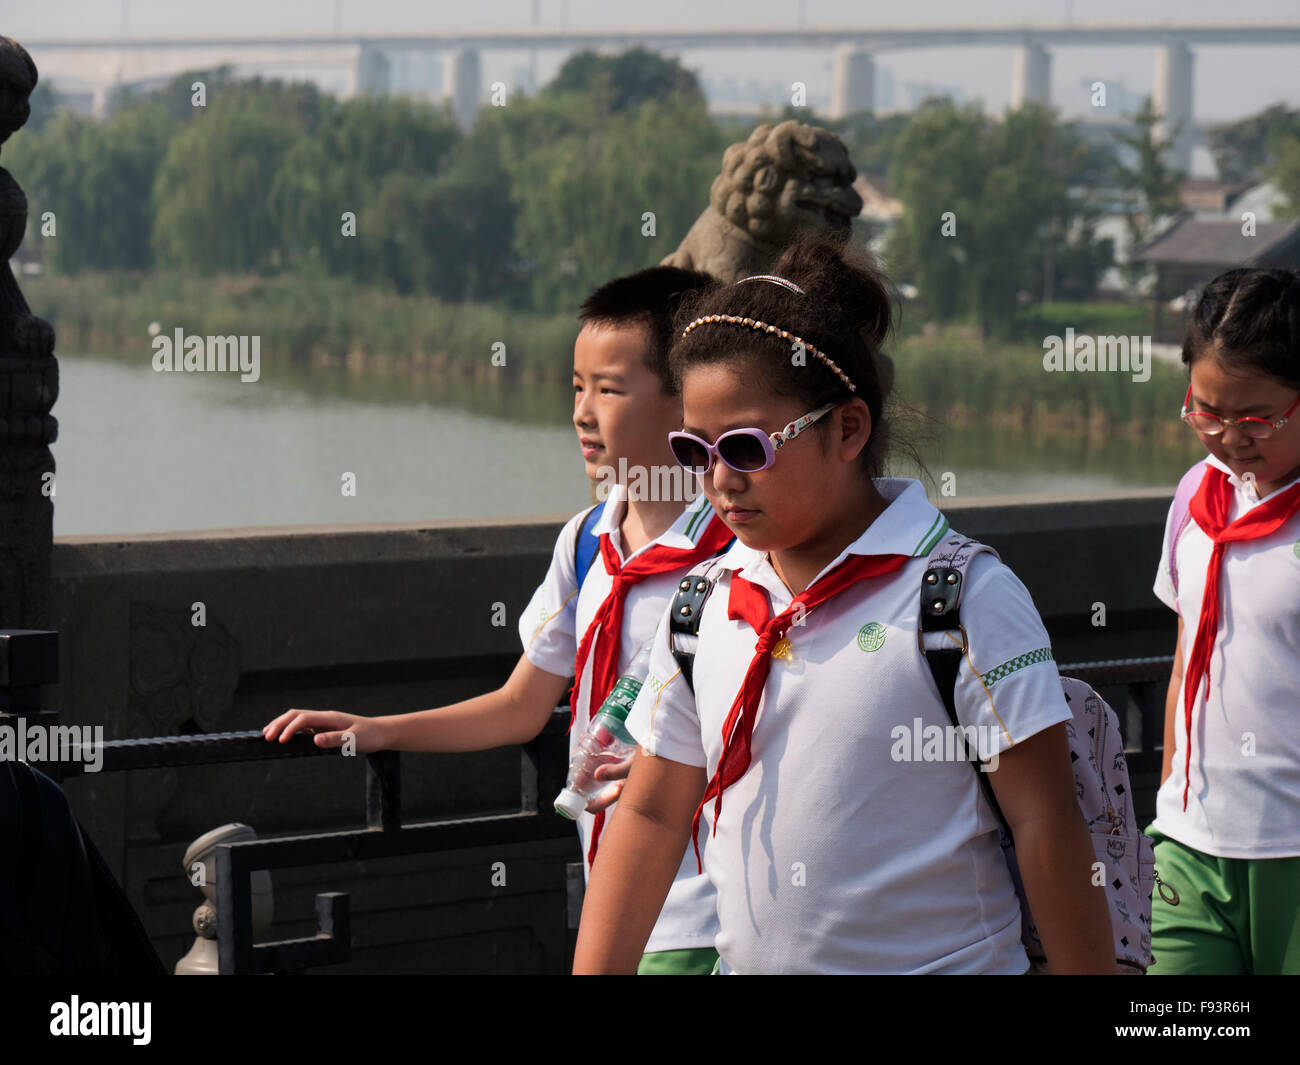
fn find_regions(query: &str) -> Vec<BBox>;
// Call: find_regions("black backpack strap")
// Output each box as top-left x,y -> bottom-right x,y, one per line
919,540 -> 1012,838
668,571 -> 717,693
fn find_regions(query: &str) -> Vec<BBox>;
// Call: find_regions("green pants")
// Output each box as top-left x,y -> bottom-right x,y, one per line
1147,827 -> 1300,975
636,947 -> 719,975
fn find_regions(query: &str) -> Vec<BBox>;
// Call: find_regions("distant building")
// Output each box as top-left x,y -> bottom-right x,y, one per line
1178,178 -> 1249,215
1130,212 -> 1300,341
854,175 -> 903,223
1231,182 -> 1291,224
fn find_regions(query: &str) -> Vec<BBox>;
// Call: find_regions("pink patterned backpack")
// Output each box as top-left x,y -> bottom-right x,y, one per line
919,532 -> 1176,973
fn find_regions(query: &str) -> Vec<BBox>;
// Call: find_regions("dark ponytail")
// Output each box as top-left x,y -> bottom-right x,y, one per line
669,238 -> 909,479
1183,267 -> 1300,389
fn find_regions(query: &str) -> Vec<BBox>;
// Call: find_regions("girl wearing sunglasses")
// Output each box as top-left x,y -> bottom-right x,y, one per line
1148,267 -> 1300,975
573,239 -> 1114,974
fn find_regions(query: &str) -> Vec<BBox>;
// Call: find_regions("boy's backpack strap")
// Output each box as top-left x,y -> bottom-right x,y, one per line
573,502 -> 605,583
1168,460 -> 1206,601
918,532 -> 1010,835
668,569 -> 723,693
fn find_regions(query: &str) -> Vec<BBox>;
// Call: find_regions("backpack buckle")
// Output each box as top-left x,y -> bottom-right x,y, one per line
918,565 -> 967,654
669,575 -> 716,690
917,623 -> 969,657
670,575 -> 713,634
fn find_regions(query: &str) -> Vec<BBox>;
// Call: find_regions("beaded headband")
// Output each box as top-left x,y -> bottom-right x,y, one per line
679,313 -> 857,394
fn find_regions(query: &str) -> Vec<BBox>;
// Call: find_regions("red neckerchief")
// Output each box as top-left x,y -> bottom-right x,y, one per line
1181,465 -> 1300,810
689,551 -> 910,871
573,511 -> 735,868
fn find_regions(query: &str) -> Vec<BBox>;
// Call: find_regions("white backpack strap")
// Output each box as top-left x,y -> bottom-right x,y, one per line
920,530 -> 1001,627
918,530 -> 1006,831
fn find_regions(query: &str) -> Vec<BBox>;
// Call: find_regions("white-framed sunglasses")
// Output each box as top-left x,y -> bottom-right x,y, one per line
667,403 -> 836,474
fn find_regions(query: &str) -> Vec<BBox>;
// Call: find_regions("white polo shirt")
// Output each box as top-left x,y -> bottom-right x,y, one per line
1152,454 -> 1300,858
626,478 -> 1073,974
520,485 -> 725,953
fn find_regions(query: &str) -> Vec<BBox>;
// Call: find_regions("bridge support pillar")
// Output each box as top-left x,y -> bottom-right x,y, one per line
830,46 -> 874,119
348,45 -> 391,98
1153,41 -> 1194,174
1010,41 -> 1051,108
443,48 -> 481,130
91,81 -> 117,118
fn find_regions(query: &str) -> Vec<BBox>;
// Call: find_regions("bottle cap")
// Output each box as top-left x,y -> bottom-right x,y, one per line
553,788 -> 587,820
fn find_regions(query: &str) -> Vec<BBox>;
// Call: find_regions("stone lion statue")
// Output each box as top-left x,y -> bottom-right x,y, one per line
661,120 -> 863,282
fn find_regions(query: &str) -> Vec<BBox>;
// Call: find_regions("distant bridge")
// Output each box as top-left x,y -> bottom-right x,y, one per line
26,20 -> 1300,167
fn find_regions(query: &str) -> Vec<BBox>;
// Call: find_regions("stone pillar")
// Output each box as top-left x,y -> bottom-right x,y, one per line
442,48 -> 481,130
1010,41 -> 1051,108
830,46 -> 874,119
0,38 -> 58,631
1153,42 -> 1194,174
348,44 -> 391,98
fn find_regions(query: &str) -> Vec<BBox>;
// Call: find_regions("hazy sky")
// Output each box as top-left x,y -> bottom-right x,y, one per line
11,1 -> 1300,138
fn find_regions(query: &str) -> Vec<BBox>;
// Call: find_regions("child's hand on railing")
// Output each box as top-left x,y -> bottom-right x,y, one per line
262,709 -> 386,754
585,751 -> 635,813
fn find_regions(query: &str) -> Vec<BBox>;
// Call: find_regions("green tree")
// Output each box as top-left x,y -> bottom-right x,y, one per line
501,92 -> 724,312
1208,103 -> 1300,186
25,78 -> 57,134
420,116 -> 519,302
545,47 -> 704,114
831,111 -> 912,177
1272,135 -> 1300,219
269,94 -> 459,278
967,104 -> 1079,336
887,100 -> 1109,335
886,99 -> 988,324
9,100 -> 175,273
1113,96 -> 1185,282
152,98 -> 302,272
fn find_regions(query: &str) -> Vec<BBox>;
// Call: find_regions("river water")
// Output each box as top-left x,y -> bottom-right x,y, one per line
51,353 -> 1203,537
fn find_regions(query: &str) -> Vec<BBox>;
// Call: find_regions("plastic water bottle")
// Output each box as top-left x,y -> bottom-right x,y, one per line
553,640 -> 653,820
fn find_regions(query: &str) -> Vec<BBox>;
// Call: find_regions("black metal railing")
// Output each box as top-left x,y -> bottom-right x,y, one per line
44,710 -> 575,974
5,623 -> 1175,974
1059,655 -> 1173,769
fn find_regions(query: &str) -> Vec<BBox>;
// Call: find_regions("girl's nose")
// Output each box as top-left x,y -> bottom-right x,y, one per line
711,460 -> 747,493
1219,422 -> 1255,448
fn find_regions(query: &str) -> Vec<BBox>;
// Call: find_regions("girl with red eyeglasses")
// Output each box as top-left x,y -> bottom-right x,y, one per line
572,239 -> 1115,974
1148,267 -> 1300,975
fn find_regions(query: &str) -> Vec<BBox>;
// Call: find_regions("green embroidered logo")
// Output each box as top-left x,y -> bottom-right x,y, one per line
1293,539 -> 1300,560
857,622 -> 887,653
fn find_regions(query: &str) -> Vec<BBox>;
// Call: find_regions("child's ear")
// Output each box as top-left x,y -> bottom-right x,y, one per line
836,399 -> 873,460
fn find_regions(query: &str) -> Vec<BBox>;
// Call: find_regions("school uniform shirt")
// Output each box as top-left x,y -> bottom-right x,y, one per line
625,478 -> 1074,974
1152,454 -> 1300,858
519,485 -> 724,953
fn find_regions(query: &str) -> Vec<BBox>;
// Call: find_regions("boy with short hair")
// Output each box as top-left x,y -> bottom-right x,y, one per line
264,266 -> 729,973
